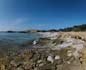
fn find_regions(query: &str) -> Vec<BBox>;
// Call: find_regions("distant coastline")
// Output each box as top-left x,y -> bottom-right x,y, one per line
6,24 -> 86,33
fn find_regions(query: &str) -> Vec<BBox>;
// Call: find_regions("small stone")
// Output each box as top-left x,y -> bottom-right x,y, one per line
39,63 -> 44,67
67,50 -> 72,53
56,65 -> 63,70
33,40 -> 37,45
47,56 -> 53,63
37,60 -> 42,63
10,60 -> 17,67
72,46 -> 76,48
73,51 -> 79,58
79,57 -> 82,62
34,68 -> 38,70
67,52 -> 72,57
67,61 -> 71,64
16,68 -> 24,70
55,55 -> 60,60
0,64 -> 5,70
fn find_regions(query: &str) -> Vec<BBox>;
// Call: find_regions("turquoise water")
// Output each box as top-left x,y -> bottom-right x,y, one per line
0,32 -> 41,47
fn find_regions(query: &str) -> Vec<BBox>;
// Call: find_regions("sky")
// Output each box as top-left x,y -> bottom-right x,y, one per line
0,0 -> 86,31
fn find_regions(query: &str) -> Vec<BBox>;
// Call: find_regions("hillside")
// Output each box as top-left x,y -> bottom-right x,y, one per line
6,24 -> 86,33
59,24 -> 86,32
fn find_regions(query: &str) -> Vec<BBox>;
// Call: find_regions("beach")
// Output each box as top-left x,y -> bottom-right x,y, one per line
0,32 -> 86,70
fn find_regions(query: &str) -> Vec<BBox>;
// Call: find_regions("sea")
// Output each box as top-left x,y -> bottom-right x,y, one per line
0,32 -> 42,48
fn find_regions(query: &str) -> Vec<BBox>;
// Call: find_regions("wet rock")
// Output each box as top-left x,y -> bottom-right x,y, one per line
33,40 -> 37,45
38,38 -> 50,43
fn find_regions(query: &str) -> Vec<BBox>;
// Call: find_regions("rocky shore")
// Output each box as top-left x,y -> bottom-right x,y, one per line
0,32 -> 86,70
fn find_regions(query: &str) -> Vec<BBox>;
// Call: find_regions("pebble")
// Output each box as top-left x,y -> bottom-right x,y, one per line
37,60 -> 42,63
67,50 -> 72,53
10,60 -> 17,67
34,68 -> 38,70
47,56 -> 54,63
72,46 -> 76,48
67,52 -> 72,57
39,63 -> 44,67
73,51 -> 79,58
0,64 -> 5,70
16,68 -> 24,70
33,40 -> 37,45
67,61 -> 71,64
55,55 -> 60,60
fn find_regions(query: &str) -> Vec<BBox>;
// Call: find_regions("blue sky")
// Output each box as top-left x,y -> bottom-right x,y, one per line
0,0 -> 86,31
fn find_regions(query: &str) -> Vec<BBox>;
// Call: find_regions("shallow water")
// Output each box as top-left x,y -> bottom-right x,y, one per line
0,32 -> 41,47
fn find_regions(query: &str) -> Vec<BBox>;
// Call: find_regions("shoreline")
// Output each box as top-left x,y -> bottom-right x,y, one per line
0,32 -> 86,70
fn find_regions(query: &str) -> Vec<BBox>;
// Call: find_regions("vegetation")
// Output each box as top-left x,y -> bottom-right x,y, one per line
58,24 -> 86,32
